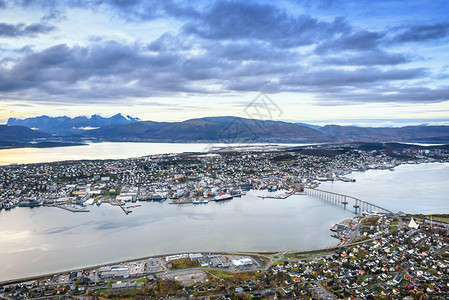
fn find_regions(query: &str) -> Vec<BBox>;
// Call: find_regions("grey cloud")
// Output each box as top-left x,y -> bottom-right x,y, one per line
183,1 -> 350,48
318,86 -> 449,104
15,45 -> 34,53
0,32 -> 442,106
209,41 -> 299,62
225,78 -> 281,93
0,22 -> 55,37
147,33 -> 192,52
393,22 -> 449,43
323,49 -> 410,66
41,9 -> 66,21
282,67 -> 426,87
92,0 -> 200,20
5,0 -> 199,21
315,30 -> 385,54
0,40 -> 212,99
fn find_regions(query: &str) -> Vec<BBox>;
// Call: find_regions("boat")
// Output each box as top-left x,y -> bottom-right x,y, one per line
231,190 -> 246,197
84,198 -> 95,205
96,199 -> 102,206
18,200 -> 41,207
213,194 -> 233,201
127,204 -> 142,208
192,199 -> 209,204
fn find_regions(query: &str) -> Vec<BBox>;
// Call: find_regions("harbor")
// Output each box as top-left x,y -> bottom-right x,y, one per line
1,142 -> 447,214
0,145 -> 448,282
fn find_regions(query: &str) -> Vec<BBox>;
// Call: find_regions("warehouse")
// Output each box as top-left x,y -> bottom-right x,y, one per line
232,258 -> 253,267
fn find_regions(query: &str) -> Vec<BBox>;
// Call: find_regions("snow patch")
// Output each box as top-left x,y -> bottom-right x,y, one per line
72,127 -> 100,130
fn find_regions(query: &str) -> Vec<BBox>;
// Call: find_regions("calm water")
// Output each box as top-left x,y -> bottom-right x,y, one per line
0,143 -> 447,281
319,162 -> 449,214
0,142 -> 308,165
0,191 -> 354,281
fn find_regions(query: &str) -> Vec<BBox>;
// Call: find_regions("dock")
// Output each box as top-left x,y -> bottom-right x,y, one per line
118,201 -> 131,215
53,205 -> 90,213
110,199 -> 132,214
169,198 -> 195,204
259,193 -> 291,199
258,189 -> 306,199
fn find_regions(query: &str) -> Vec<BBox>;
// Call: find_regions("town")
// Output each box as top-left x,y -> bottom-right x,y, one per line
0,143 -> 448,212
1,142 -> 449,299
0,212 -> 448,299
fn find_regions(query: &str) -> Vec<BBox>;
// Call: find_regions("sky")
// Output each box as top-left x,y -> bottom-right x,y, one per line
1,0 -> 449,126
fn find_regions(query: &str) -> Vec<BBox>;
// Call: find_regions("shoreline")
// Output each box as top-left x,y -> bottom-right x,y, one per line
1,211 -> 418,285
1,146 -> 447,285
0,249 -> 312,285
1,141 -> 447,167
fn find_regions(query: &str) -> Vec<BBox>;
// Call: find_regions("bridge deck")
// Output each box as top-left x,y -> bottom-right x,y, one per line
304,187 -> 393,214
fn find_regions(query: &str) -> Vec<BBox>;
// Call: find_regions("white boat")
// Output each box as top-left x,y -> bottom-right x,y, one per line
192,199 -> 209,204
84,198 -> 95,205
213,194 -> 233,201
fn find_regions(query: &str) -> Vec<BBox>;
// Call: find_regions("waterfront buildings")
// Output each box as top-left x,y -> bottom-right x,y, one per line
1,143 -> 447,211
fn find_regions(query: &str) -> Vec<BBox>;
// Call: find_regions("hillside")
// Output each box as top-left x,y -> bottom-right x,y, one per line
84,117 -> 329,142
2,115 -> 449,144
0,125 -> 50,140
321,125 -> 449,143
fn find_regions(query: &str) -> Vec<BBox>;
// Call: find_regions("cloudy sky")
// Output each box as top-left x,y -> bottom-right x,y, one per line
1,0 -> 449,125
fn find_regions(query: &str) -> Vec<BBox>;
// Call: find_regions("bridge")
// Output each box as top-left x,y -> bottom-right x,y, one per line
303,187 -> 393,215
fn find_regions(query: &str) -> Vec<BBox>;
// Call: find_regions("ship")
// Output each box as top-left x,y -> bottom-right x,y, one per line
192,199 -> 209,204
330,224 -> 338,232
213,194 -> 233,201
231,190 -> 246,197
18,200 -> 41,207
126,204 -> 142,209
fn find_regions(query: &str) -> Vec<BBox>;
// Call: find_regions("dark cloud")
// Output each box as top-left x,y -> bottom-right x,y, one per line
323,50 -> 410,66
3,0 -> 199,21
0,22 -> 55,37
318,86 -> 449,104
183,1 -> 350,48
0,0 -> 447,106
225,78 -> 281,93
3,0 -> 60,9
315,30 -> 385,54
282,67 -> 425,88
393,22 -> 449,43
209,41 -> 299,63
0,37 -> 439,105
0,40 -> 212,99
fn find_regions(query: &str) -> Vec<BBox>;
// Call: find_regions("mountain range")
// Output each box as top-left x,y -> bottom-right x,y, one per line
2,115 -> 449,144
7,113 -> 140,135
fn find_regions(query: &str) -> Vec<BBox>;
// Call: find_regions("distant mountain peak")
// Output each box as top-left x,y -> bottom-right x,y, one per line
7,114 -> 141,136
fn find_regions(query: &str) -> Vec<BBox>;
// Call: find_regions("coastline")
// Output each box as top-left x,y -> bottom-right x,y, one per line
1,145 -> 448,284
0,141 -> 86,150
1,209 -> 419,286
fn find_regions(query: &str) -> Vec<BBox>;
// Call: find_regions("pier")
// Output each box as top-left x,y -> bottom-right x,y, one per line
118,201 -> 131,215
304,187 -> 393,215
52,204 -> 90,213
109,199 -> 131,214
